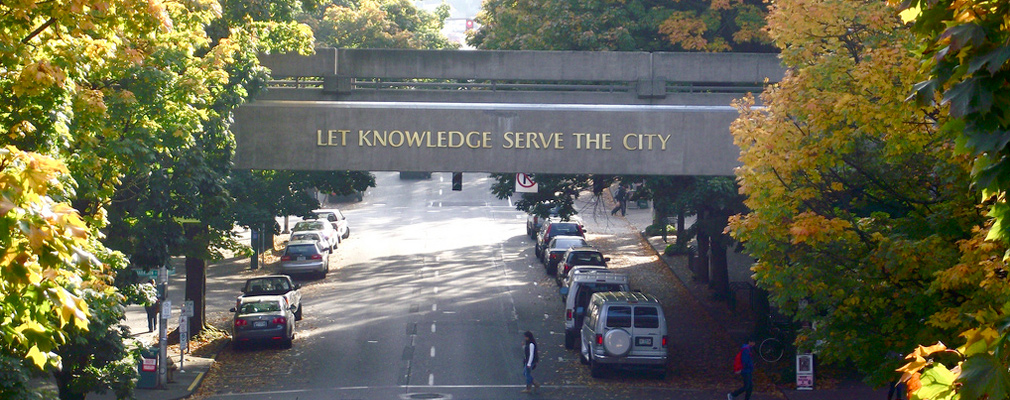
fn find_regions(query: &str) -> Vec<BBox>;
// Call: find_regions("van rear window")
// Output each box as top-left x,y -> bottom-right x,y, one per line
635,306 -> 660,328
606,306 -> 632,328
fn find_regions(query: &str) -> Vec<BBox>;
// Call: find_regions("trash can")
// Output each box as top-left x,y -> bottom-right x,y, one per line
137,347 -> 159,389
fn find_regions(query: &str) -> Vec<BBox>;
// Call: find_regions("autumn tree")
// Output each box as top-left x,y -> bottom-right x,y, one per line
304,0 -> 457,49
469,0 -> 774,52
0,148 -> 125,398
893,0 -> 1010,245
728,0 -> 989,383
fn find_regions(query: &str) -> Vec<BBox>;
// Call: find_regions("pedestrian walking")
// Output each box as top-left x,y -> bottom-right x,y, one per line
143,279 -> 160,332
521,331 -> 540,393
729,340 -> 756,400
610,184 -> 628,216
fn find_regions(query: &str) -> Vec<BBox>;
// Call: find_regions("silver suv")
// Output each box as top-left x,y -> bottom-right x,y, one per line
580,291 -> 668,379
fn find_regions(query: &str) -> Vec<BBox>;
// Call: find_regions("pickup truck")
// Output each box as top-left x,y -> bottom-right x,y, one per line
236,275 -> 303,320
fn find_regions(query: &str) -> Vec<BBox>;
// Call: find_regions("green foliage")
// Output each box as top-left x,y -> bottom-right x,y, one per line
306,0 -> 458,49
729,0 -> 997,384
896,0 -> 1010,247
52,289 -> 137,400
470,0 -> 775,52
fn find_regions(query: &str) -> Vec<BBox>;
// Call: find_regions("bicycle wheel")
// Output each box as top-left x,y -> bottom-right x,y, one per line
759,337 -> 784,363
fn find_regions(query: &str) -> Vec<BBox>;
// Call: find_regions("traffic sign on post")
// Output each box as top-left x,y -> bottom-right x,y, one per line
515,173 -> 538,193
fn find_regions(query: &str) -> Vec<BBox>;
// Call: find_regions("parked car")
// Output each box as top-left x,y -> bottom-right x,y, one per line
236,275 -> 303,320
280,240 -> 331,278
290,231 -> 325,247
580,291 -> 668,379
291,219 -> 339,250
543,235 -> 589,275
561,266 -> 610,290
230,295 -> 296,349
561,271 -> 629,349
557,247 -> 610,285
313,208 -> 350,240
535,219 -> 585,259
526,205 -> 560,238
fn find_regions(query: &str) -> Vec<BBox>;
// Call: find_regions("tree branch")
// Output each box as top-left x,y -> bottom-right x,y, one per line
22,17 -> 56,44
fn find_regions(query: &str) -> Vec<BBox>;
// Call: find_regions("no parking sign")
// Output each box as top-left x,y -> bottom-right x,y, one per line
515,173 -> 538,193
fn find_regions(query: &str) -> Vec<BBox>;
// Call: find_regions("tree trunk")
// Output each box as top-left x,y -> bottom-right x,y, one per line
676,209 -> 686,241
709,235 -> 730,301
54,369 -> 86,400
695,230 -> 710,284
184,224 -> 207,336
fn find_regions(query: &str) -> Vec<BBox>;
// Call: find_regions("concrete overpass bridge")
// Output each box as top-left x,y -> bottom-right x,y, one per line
232,48 -> 784,176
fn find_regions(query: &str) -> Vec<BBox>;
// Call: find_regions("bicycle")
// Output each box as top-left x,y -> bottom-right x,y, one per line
757,317 -> 794,363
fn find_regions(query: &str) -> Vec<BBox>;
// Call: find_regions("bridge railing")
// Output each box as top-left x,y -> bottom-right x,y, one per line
257,48 -> 783,104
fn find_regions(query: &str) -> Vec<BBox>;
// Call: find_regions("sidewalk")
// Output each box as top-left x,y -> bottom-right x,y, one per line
611,188 -> 888,400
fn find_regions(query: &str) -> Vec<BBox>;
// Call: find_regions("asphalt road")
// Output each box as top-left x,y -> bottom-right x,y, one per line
188,172 -> 782,400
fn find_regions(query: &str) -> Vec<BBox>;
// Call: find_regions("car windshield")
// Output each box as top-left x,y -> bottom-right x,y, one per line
239,301 -> 282,314
285,244 -> 319,256
294,221 -> 325,231
569,252 -> 605,266
291,233 -> 321,241
246,278 -> 290,292
551,224 -> 580,235
553,238 -> 586,249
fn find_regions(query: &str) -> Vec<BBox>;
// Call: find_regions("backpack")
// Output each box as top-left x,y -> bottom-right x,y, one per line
531,342 -> 539,369
733,349 -> 743,374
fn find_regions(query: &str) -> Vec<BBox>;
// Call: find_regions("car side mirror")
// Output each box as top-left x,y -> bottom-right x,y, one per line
559,287 -> 569,296
290,305 -> 298,311
229,307 -> 236,313
604,257 -> 611,262
294,284 -> 301,290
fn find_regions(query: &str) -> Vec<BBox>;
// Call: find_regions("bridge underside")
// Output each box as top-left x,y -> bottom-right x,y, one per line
233,49 -> 783,176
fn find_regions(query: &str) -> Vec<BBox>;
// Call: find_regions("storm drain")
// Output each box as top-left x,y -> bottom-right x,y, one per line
399,394 -> 451,400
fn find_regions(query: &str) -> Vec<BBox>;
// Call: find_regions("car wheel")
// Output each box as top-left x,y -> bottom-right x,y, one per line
564,330 -> 575,350
295,304 -> 303,321
590,354 -> 604,378
343,228 -> 350,239
654,368 -> 667,380
232,340 -> 243,351
547,263 -> 557,276
579,338 -> 590,365
281,336 -> 293,349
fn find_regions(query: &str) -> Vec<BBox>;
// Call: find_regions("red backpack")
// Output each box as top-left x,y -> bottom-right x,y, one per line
733,349 -> 744,374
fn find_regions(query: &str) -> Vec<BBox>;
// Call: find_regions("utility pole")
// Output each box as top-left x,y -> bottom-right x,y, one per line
157,261 -> 169,388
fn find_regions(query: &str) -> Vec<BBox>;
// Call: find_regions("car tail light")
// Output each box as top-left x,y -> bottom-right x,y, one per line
273,317 -> 287,325
310,253 -> 322,260
662,336 -> 668,347
550,253 -> 559,260
281,255 -> 292,261
566,309 -> 572,320
234,319 -> 248,327
596,334 -> 603,345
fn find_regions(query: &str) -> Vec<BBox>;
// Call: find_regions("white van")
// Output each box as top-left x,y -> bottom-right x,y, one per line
560,272 -> 630,349
580,291 -> 668,379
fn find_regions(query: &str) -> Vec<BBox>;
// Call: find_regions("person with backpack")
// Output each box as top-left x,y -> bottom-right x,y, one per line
611,184 -> 628,216
521,331 -> 540,393
729,340 -> 756,400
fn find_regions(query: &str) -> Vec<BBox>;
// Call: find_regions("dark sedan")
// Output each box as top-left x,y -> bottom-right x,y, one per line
230,296 -> 295,349
542,235 -> 589,275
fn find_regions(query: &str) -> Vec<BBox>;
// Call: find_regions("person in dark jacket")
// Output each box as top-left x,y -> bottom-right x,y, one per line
143,280 -> 160,332
521,331 -> 540,393
610,184 -> 628,216
729,340 -> 756,400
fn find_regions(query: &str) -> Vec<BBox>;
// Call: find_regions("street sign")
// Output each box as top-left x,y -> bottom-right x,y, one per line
179,315 -> 189,353
161,300 -> 172,319
515,173 -> 538,193
796,353 -> 814,390
183,300 -> 194,317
